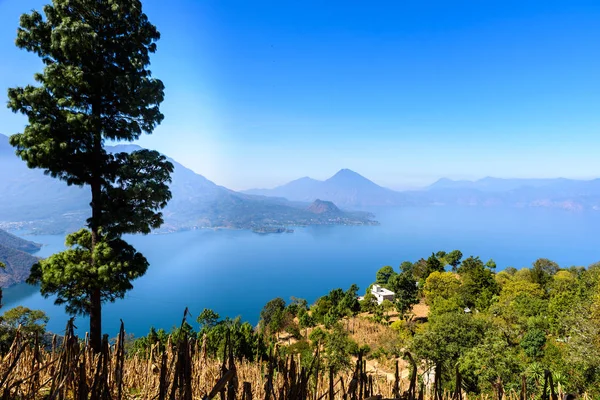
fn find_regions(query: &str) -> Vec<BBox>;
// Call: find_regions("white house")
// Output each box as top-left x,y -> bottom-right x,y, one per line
371,284 -> 395,305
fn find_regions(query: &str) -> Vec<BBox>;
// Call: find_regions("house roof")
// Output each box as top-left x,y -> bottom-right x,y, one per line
371,284 -> 395,296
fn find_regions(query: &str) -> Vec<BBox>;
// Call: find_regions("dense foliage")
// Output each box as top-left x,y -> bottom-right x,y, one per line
28,229 -> 150,316
4,243 -> 600,396
403,251 -> 600,396
0,306 -> 49,353
279,250 -> 600,396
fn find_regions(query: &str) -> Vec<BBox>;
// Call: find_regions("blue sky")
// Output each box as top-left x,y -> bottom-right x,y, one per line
1,0 -> 600,190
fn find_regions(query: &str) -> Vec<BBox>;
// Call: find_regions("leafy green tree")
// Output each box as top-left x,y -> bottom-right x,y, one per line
514,268 -> 534,282
411,258 -> 429,281
326,288 -> 345,306
171,320 -> 196,345
127,326 -> 169,357
561,300 -> 600,395
531,258 -> 560,289
339,284 -> 361,316
360,292 -> 378,313
411,311 -> 487,390
260,297 -> 286,336
376,265 -> 396,286
520,328 -> 546,359
309,327 -> 327,344
312,286 -> 358,324
298,308 -> 315,337
387,272 -> 419,318
311,296 -> 333,323
578,262 -> 600,299
29,229 -> 148,316
323,323 -> 355,373
461,329 -> 523,394
457,256 -> 499,311
1,306 -> 49,335
495,270 -> 514,288
8,0 -> 172,352
490,278 -> 547,341
380,299 -> 395,314
550,270 -> 577,294
197,308 -> 220,329
198,316 -> 265,361
547,271 -> 579,337
446,250 -> 463,271
399,261 -> 414,275
324,308 -> 342,328
425,253 -> 444,277
423,271 -> 463,314
0,306 -> 49,351
286,297 -> 308,316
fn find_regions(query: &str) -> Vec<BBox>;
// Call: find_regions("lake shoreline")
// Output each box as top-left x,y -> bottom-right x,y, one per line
3,206 -> 600,337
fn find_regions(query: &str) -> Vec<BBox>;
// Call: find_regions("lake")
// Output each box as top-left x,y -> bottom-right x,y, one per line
3,206 -> 600,338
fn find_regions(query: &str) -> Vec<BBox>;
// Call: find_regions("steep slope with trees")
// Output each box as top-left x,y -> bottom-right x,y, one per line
0,229 -> 41,288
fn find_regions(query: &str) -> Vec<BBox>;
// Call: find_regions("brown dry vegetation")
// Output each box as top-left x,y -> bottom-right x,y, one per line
0,318 -> 409,400
0,319 -> 570,400
1,299 -> 572,400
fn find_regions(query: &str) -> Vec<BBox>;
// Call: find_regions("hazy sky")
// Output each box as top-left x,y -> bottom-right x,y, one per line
1,0 -> 600,190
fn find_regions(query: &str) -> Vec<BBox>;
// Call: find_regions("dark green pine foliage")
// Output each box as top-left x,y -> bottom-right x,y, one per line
7,0 -> 173,352
388,271 -> 419,317
425,253 -> 445,277
28,229 -> 150,315
376,265 -> 397,286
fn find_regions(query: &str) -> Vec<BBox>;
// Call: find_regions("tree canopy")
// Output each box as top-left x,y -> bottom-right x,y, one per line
28,229 -> 149,316
8,0 -> 172,351
375,265 -> 396,286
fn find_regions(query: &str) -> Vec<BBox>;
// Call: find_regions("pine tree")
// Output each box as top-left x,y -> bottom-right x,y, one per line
8,0 -> 172,351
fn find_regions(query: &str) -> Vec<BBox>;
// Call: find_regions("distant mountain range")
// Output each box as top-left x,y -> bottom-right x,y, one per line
0,135 -> 377,235
244,169 -> 600,210
246,171 -> 600,211
244,169 -> 405,207
0,229 -> 41,288
420,177 -> 600,210
428,176 -> 600,194
3,131 -> 600,239
0,135 -> 90,233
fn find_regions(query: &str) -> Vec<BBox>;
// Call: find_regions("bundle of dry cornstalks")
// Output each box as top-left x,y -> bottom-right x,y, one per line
0,314 -> 566,400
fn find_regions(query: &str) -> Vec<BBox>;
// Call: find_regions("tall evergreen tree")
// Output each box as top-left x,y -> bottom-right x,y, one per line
7,0 -> 172,351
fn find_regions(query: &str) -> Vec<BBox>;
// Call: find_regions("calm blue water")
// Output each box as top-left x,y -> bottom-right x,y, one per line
3,206 -> 600,338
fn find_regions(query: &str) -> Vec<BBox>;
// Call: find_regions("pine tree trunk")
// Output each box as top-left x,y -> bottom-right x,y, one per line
89,156 -> 102,352
89,288 -> 102,352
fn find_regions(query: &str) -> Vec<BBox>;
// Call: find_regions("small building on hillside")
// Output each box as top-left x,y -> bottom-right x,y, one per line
371,284 -> 395,305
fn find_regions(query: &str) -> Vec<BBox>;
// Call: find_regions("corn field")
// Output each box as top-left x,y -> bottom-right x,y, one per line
0,316 -> 575,400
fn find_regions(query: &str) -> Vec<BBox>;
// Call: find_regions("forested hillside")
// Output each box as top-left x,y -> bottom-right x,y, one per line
2,250 -> 599,398
0,136 -> 377,234
0,229 -> 41,287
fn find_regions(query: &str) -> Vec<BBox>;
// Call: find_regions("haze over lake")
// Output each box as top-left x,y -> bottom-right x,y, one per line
4,206 -> 600,337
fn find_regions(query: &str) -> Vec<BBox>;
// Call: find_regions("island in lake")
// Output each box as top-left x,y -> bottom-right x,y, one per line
252,227 -> 295,234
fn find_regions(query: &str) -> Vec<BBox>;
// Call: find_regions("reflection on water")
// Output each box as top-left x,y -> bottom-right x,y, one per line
2,283 -> 40,307
3,207 -> 600,338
